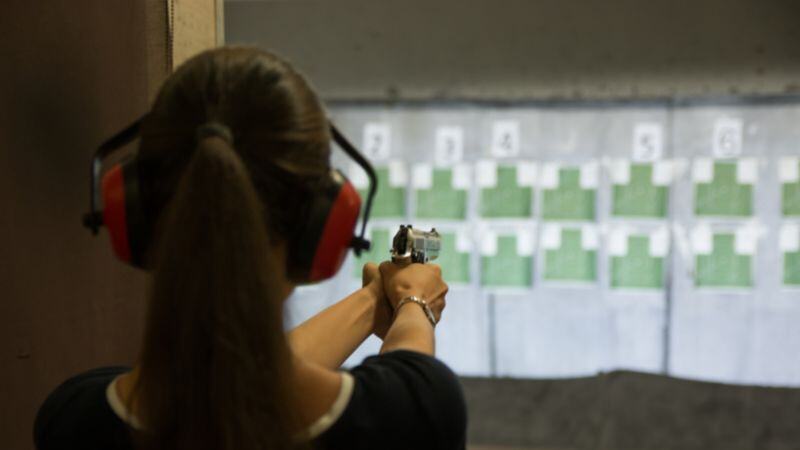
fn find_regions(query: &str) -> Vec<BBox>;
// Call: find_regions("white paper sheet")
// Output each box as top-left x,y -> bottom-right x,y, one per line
691,224 -> 713,255
581,224 -> 599,250
649,227 -> 671,257
476,160 -> 498,188
651,160 -> 673,186
541,224 -> 562,249
734,225 -> 758,255
480,230 -> 498,256
611,159 -> 631,185
516,228 -> 536,256
608,228 -> 629,256
779,156 -> 800,183
455,228 -> 474,253
650,160 -> 673,186
451,163 -> 472,189
736,158 -> 759,184
412,163 -> 433,189
388,160 -> 408,187
780,223 -> 800,252
516,161 -> 538,187
692,158 -> 714,183
580,161 -> 599,189
540,162 -> 560,189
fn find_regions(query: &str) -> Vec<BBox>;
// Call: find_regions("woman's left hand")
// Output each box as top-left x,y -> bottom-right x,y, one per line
362,262 -> 392,339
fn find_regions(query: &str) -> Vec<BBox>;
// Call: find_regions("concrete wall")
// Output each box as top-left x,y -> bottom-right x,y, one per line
225,0 -> 800,102
1,2 -> 228,447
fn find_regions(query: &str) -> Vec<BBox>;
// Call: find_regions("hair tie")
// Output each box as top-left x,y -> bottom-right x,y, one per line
196,121 -> 234,145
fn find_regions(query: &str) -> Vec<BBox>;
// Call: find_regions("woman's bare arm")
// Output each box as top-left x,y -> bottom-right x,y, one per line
289,261 -> 448,366
377,262 -> 448,356
379,302 -> 435,355
287,264 -> 391,369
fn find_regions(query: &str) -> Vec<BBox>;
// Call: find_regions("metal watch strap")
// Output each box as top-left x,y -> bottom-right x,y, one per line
394,295 -> 437,327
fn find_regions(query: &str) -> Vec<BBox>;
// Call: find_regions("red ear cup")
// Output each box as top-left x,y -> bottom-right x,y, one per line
309,179 -> 362,281
289,170 -> 362,283
102,164 -> 132,263
101,158 -> 148,267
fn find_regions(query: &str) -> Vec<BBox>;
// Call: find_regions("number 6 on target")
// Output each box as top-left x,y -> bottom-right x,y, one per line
713,117 -> 743,159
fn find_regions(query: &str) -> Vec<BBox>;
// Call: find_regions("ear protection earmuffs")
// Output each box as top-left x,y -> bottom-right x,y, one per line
83,116 -> 377,284
288,168 -> 363,282
98,156 -> 148,267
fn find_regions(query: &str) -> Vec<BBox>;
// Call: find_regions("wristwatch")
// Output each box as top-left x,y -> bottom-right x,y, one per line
395,295 -> 437,328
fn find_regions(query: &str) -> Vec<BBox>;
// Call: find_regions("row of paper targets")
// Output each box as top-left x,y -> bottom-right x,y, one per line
348,157 -> 800,220
353,223 -> 800,289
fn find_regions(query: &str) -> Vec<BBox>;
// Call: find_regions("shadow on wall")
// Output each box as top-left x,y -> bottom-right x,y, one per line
463,371 -> 800,450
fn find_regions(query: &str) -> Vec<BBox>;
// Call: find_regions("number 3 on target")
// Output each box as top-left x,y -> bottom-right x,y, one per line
435,126 -> 464,166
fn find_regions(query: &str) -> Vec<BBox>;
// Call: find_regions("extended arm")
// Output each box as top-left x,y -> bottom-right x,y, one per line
288,264 -> 391,369
380,302 -> 435,355
288,287 -> 377,369
378,262 -> 448,356
288,261 -> 447,366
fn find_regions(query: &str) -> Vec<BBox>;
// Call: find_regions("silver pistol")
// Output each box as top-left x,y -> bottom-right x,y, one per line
391,225 -> 441,264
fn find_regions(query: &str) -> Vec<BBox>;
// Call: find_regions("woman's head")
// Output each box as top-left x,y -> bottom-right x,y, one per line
133,47 -> 325,450
139,46 -> 331,259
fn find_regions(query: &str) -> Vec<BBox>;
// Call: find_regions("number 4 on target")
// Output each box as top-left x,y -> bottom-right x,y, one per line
491,121 -> 520,158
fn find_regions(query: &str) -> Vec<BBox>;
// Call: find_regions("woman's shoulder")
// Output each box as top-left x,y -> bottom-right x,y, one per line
354,350 -> 464,397
358,348 -> 459,373
316,351 -> 467,450
34,366 -> 133,450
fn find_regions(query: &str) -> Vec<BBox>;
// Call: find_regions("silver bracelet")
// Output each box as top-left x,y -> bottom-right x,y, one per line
394,295 -> 437,328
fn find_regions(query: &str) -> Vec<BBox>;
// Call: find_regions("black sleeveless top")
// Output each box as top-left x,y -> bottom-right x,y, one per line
34,350 -> 467,450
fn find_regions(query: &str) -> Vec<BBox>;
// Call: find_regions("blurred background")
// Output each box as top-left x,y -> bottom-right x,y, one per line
3,1 -> 800,449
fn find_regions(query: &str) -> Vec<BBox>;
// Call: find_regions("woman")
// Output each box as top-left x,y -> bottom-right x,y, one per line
34,47 -> 466,450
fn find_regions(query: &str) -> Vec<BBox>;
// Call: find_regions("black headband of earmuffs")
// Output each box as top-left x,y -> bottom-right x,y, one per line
82,114 -> 378,255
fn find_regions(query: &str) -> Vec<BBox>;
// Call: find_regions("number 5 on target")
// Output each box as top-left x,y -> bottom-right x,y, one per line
632,123 -> 663,162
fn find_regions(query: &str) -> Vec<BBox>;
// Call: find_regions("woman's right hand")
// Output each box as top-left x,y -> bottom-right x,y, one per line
379,262 -> 449,323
